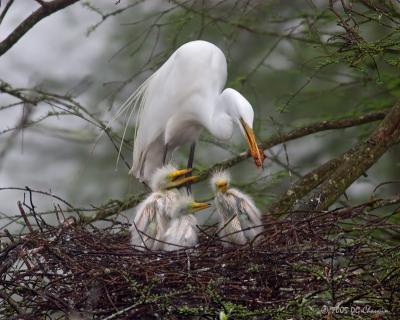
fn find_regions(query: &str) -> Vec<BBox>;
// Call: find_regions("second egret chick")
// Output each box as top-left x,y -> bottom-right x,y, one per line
130,165 -> 197,251
211,170 -> 263,247
163,193 -> 210,251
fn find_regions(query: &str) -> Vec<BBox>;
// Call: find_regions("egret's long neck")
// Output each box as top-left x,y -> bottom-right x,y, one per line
201,92 -> 234,141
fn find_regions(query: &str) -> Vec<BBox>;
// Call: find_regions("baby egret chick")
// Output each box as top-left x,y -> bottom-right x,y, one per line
211,170 -> 263,247
163,194 -> 210,251
130,165 -> 197,251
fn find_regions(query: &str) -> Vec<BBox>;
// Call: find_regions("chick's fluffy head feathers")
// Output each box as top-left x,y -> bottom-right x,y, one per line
149,164 -> 178,191
210,170 -> 231,193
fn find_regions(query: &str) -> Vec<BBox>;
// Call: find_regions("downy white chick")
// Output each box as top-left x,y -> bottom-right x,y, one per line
130,165 -> 197,250
163,193 -> 210,251
211,170 -> 263,247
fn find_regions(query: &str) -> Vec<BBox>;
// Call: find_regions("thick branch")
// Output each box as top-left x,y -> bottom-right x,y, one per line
267,156 -> 343,215
0,0 -> 79,56
80,192 -> 147,224
295,101 -> 400,211
260,110 -> 388,150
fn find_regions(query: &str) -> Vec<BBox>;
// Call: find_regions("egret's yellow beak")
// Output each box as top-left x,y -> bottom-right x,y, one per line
216,181 -> 228,192
190,201 -> 211,212
167,169 -> 198,189
240,118 -> 265,168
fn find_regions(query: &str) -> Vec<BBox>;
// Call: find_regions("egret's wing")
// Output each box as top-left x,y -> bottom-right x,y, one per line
181,215 -> 198,247
183,225 -> 198,247
163,219 -> 182,251
164,215 -> 198,251
130,205 -> 156,249
214,192 -> 235,222
129,55 -> 179,181
229,188 -> 263,241
153,194 -> 172,250
130,193 -> 163,250
224,215 -> 247,246
163,190 -> 179,219
229,189 -> 262,224
214,193 -> 245,246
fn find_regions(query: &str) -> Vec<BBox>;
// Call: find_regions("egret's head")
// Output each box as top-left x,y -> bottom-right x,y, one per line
170,193 -> 210,218
150,165 -> 198,191
210,170 -> 231,193
222,88 -> 265,168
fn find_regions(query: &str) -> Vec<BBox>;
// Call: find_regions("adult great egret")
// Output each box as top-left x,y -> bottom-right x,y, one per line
210,170 -> 263,247
120,40 -> 264,184
130,165 -> 197,250
163,193 -> 210,251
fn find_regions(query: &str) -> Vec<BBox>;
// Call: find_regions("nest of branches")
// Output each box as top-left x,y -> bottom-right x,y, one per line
1,203 -> 399,320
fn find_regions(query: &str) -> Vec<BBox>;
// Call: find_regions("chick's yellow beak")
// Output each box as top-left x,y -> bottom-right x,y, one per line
240,118 -> 265,168
216,181 -> 228,192
167,169 -> 198,189
190,201 -> 210,212
170,168 -> 192,179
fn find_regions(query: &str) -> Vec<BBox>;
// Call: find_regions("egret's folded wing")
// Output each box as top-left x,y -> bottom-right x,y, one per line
229,188 -> 262,225
130,54 -> 179,180
163,219 -> 182,251
130,194 -> 161,249
225,189 -> 263,242
225,215 -> 247,245
181,215 -> 198,247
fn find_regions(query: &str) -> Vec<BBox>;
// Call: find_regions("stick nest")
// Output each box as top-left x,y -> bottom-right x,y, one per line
1,206 -> 399,319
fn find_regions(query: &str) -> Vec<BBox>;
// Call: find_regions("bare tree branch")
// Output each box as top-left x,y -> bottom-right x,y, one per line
268,156 -> 344,215
0,0 -> 79,57
295,101 -> 400,212
0,0 -> 15,25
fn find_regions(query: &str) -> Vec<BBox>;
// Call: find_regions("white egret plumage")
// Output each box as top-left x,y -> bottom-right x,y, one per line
119,40 -> 264,184
129,165 -> 197,250
210,170 -> 263,247
163,193 -> 210,251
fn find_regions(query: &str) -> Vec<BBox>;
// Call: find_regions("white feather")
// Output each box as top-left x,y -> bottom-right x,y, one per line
149,164 -> 178,191
130,165 -> 183,250
211,170 -> 263,247
118,40 -> 257,184
163,215 -> 198,251
163,192 -> 200,251
210,170 -> 231,192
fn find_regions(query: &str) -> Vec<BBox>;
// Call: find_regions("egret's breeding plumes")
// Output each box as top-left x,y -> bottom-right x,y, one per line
163,193 -> 210,251
130,165 -> 197,250
119,40 -> 264,184
211,170 -> 263,247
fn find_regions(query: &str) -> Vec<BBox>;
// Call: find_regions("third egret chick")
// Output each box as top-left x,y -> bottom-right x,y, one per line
211,170 -> 263,247
130,165 -> 197,251
163,193 -> 210,251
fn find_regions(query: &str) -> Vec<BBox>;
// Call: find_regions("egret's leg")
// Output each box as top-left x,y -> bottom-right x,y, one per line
186,142 -> 196,194
162,144 -> 169,165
